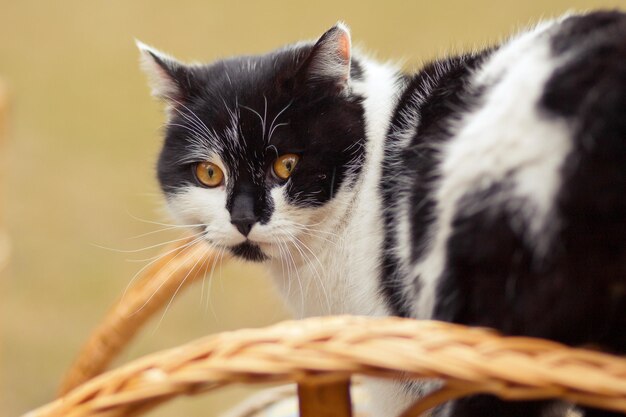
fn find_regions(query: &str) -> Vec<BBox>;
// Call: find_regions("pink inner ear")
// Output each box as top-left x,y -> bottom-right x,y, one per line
338,31 -> 351,62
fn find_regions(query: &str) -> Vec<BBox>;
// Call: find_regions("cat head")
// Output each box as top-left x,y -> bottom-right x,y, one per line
139,24 -> 366,261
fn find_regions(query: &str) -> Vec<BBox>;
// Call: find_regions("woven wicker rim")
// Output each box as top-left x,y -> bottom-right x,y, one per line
22,239 -> 626,417
25,316 -> 626,417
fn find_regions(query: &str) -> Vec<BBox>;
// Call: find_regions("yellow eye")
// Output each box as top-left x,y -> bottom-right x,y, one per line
195,162 -> 224,187
273,154 -> 300,180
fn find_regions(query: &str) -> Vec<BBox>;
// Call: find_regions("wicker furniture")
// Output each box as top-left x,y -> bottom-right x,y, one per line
23,238 -> 626,417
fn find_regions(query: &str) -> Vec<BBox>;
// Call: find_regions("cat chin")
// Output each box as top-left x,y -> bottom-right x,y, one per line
228,241 -> 269,262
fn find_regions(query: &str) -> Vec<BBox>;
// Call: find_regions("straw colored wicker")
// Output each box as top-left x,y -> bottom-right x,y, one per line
24,239 -> 626,417
58,238 -> 226,395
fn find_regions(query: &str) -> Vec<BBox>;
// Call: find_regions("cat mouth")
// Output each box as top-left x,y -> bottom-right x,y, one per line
229,241 -> 268,262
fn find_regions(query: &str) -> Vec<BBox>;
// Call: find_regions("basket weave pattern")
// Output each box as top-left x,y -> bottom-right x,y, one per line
23,240 -> 626,417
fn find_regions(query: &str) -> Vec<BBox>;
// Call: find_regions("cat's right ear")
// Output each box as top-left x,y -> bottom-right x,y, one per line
295,23 -> 352,94
136,40 -> 193,104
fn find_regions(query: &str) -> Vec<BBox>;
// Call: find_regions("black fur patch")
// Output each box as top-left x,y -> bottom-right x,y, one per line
157,48 -> 366,205
435,395 -> 554,417
430,10 -> 626,352
380,51 -> 491,318
432,183 -> 571,338
432,11 -> 626,351
155,38 -> 367,260
541,11 -> 626,352
350,59 -> 364,81
230,241 -> 268,262
431,14 -> 626,416
550,10 -> 625,55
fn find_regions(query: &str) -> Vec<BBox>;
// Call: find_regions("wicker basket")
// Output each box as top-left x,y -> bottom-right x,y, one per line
22,238 -> 626,417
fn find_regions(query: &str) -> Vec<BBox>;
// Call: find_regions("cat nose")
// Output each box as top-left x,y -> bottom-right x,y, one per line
231,216 -> 256,237
230,192 -> 258,237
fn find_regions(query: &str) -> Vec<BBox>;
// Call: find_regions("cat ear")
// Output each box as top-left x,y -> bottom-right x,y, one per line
136,40 -> 193,103
297,22 -> 352,93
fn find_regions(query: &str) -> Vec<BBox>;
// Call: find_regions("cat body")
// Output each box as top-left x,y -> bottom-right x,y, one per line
383,12 -> 626,350
140,11 -> 626,417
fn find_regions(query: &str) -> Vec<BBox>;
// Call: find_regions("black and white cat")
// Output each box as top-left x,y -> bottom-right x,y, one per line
139,10 -> 626,417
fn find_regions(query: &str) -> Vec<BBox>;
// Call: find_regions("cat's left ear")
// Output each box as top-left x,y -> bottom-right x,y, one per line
136,40 -> 195,104
296,22 -> 352,94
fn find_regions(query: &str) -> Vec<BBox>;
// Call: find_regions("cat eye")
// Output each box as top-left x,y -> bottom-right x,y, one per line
194,162 -> 224,187
273,154 -> 300,180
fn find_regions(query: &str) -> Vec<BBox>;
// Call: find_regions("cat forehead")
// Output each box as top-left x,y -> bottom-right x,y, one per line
200,45 -> 312,93
173,77 -> 297,146
164,81 -> 299,165
178,54 -> 308,131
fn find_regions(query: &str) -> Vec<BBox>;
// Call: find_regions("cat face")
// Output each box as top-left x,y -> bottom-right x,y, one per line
139,24 -> 366,261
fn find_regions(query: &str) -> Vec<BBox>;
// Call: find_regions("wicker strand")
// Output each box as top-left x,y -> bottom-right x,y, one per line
58,239 -> 225,395
24,316 -> 626,417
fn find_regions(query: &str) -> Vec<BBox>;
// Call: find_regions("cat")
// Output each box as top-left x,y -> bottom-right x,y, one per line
138,10 -> 626,417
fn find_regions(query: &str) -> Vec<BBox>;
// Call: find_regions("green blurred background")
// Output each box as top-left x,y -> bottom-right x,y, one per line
1,0 -> 624,415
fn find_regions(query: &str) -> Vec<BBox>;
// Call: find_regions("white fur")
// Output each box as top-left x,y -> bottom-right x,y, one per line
167,184 -> 245,247
354,18 -> 575,416
263,54 -> 401,319
265,54 -> 405,417
411,20 -> 573,322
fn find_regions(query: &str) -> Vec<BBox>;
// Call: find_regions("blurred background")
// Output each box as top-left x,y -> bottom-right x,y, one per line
1,0 -> 624,415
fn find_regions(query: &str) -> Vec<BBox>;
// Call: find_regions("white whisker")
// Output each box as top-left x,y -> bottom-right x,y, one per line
154,245 -> 211,331
125,234 -> 208,313
125,210 -> 205,229
92,232 -> 204,254
284,229 -> 331,314
204,245 -> 226,319
267,100 -> 293,144
163,95 -> 214,139
127,225 -> 195,240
